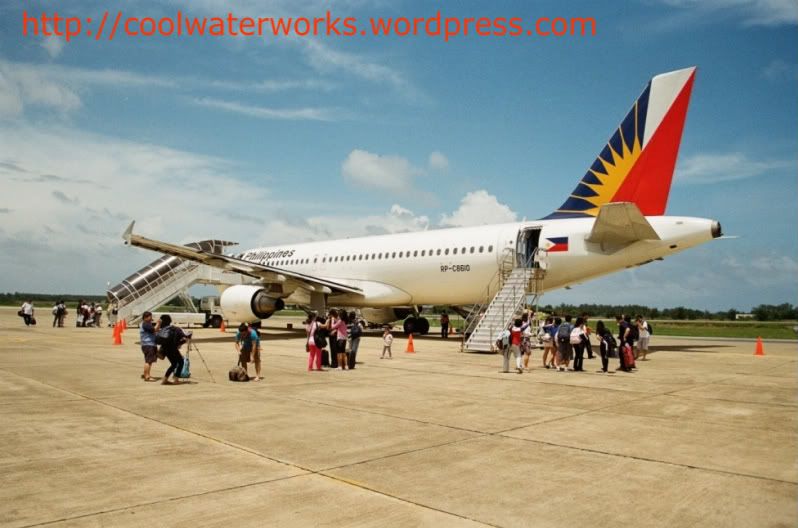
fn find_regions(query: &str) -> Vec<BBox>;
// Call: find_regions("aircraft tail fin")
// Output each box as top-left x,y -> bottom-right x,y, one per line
545,67 -> 696,219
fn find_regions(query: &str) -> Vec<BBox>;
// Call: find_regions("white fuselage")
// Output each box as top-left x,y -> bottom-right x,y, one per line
235,216 -> 716,308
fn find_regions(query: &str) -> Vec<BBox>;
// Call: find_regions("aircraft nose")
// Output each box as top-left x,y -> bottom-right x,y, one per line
711,221 -> 723,238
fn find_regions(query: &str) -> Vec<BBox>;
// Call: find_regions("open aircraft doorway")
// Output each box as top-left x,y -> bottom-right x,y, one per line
517,227 -> 542,267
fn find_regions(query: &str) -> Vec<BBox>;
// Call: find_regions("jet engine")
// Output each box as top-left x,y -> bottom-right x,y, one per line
220,285 -> 285,323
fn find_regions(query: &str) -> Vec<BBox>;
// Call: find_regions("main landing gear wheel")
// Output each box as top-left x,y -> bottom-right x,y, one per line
403,317 -> 430,335
417,317 -> 430,335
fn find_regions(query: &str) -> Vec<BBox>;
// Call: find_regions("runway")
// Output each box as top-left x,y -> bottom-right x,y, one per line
0,307 -> 795,527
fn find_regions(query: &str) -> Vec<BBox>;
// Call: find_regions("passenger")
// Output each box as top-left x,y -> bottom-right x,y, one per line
326,309 -> 348,370
551,317 -> 562,369
595,321 -> 616,373
570,317 -> 587,372
81,301 -> 91,327
495,325 -> 509,372
20,300 -> 34,326
94,304 -> 103,328
305,314 -> 323,371
325,310 -> 338,368
348,312 -> 362,369
158,314 -> 186,385
556,315 -> 573,371
381,325 -> 393,359
636,315 -> 650,361
234,323 -> 260,381
440,311 -> 450,339
541,317 -> 555,368
581,312 -> 594,359
522,318 -> 534,370
52,300 -> 66,328
615,314 -> 630,372
76,299 -> 85,327
87,303 -> 96,327
509,318 -> 524,374
109,303 -> 118,327
139,311 -> 158,381
248,323 -> 263,381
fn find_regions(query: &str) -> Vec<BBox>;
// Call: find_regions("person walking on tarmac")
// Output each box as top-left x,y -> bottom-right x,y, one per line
440,312 -> 450,339
157,314 -> 187,385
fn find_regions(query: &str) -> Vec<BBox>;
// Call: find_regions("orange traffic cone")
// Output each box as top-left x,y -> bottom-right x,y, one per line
406,334 -> 415,353
220,320 -> 226,332
121,319 -> 127,331
754,337 -> 765,356
113,323 -> 122,345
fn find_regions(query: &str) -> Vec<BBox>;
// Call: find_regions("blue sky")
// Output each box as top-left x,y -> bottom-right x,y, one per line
0,0 -> 795,311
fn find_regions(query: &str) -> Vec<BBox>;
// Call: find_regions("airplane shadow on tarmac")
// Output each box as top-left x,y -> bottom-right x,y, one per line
648,344 -> 733,354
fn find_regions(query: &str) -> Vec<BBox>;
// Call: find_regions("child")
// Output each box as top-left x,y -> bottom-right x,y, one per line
381,325 -> 394,359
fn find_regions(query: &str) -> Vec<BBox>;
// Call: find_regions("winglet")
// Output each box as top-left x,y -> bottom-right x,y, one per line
122,221 -> 135,245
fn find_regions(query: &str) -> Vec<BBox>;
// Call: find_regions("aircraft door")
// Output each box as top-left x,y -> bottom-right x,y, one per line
516,227 -> 542,267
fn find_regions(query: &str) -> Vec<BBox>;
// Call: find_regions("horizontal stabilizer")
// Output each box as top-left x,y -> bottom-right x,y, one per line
586,202 -> 660,246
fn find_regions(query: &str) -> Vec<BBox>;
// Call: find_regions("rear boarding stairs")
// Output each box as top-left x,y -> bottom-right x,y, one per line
462,244 -> 548,353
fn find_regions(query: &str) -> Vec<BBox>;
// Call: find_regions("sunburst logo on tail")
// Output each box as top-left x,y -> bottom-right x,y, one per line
544,68 -> 696,220
546,84 -> 649,219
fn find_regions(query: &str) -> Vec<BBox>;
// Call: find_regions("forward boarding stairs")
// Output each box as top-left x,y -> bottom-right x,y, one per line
107,240 -> 244,325
462,249 -> 547,353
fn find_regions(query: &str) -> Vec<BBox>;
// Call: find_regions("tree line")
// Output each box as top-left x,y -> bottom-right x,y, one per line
533,303 -> 798,321
3,293 -> 797,321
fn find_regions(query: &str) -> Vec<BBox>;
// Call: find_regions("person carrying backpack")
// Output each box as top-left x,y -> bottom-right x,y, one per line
556,315 -> 573,372
306,314 -> 324,371
157,314 -> 187,385
595,321 -> 616,374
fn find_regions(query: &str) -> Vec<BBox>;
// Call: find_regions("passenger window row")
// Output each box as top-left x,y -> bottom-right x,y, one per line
250,245 -> 494,267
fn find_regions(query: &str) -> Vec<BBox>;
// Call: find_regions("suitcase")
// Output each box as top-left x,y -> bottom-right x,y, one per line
622,344 -> 636,370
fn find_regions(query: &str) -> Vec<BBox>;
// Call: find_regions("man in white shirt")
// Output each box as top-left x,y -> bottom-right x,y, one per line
20,300 -> 34,326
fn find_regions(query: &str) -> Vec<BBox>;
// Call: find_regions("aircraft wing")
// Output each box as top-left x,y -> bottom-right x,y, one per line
121,221 -> 363,296
585,202 -> 661,246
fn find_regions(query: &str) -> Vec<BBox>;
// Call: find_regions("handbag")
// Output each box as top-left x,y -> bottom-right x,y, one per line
228,360 -> 249,382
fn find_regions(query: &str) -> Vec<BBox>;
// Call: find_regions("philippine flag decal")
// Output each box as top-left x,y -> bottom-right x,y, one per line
546,237 -> 569,252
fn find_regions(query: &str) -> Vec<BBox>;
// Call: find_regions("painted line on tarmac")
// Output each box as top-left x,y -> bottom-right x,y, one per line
1,367 -> 498,528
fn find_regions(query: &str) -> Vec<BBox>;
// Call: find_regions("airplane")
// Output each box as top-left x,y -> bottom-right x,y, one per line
122,66 -> 722,335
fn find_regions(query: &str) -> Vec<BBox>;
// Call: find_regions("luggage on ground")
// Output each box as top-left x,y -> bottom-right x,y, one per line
177,352 -> 191,378
228,360 -> 249,382
622,343 -> 636,369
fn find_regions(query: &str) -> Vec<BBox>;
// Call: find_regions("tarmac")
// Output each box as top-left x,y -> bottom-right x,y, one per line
0,306 -> 796,527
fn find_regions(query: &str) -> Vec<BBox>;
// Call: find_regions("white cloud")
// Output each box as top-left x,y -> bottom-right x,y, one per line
257,204 -> 431,245
341,149 -> 422,191
658,0 -> 797,26
428,151 -> 449,171
41,37 -> 64,59
675,152 -> 793,184
762,58 -> 798,81
0,60 -> 340,119
439,190 -> 517,227
191,97 -> 339,121
0,123 -> 266,245
302,40 -> 420,99
0,61 -> 81,116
